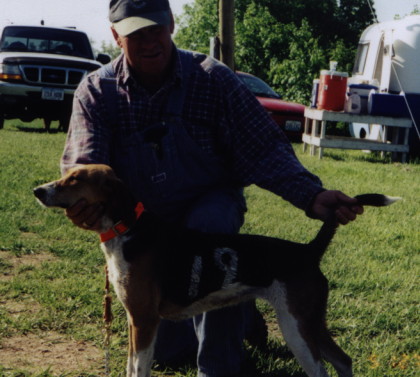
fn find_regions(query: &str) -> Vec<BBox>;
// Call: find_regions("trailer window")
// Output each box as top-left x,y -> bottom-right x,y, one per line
353,42 -> 369,75
373,37 -> 385,85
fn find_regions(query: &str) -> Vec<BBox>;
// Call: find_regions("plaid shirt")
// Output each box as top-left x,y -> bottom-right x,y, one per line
61,48 -> 323,211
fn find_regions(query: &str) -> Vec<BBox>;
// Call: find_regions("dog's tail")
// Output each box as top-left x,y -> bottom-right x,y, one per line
309,194 -> 400,262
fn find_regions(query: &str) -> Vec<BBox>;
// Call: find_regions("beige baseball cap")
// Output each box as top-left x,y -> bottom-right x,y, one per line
109,0 -> 171,37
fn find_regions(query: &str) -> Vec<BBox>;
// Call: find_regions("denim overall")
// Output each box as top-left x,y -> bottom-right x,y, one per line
100,50 -> 249,376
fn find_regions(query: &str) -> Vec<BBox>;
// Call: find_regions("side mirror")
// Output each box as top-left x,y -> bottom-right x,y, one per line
96,53 -> 111,65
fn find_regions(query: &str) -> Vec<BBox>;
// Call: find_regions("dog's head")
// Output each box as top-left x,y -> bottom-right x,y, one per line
34,164 -> 139,228
34,164 -> 126,209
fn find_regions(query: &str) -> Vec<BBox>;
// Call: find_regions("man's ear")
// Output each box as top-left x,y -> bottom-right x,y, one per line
111,26 -> 123,48
169,11 -> 175,34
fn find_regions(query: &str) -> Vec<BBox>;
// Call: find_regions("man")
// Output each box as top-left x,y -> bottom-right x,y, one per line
61,1 -> 363,376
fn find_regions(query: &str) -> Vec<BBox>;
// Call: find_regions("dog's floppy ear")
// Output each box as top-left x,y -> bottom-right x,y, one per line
103,175 -> 138,223
102,174 -> 127,195
100,173 -> 132,201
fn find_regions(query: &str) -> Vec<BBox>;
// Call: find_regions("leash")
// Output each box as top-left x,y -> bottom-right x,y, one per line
103,265 -> 113,377
100,203 -> 145,374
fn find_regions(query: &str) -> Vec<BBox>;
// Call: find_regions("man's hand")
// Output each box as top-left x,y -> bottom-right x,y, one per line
65,199 -> 104,231
309,190 -> 364,225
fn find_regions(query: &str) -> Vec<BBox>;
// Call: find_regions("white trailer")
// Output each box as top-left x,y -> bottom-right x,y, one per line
350,15 -> 420,156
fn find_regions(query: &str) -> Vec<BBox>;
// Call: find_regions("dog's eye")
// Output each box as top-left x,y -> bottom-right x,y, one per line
68,176 -> 81,183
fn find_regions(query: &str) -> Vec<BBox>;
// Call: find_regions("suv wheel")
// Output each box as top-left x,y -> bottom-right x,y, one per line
43,118 -> 52,132
0,115 -> 4,129
59,115 -> 70,132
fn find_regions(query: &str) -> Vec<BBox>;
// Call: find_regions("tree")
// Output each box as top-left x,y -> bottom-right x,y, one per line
334,0 -> 377,46
269,20 -> 327,103
174,0 -> 378,102
235,2 -> 287,80
411,4 -> 420,15
174,0 -> 218,53
395,3 -> 420,19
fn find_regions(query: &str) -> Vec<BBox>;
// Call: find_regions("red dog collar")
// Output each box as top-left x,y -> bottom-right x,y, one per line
100,202 -> 144,243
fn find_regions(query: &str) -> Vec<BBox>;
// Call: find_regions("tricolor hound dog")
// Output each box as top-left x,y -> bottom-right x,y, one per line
33,164 -> 399,377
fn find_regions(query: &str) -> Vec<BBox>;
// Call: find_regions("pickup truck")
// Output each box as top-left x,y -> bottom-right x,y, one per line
0,25 -> 110,131
237,72 -> 305,141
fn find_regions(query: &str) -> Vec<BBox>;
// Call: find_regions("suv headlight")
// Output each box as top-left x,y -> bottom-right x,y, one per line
0,64 -> 22,81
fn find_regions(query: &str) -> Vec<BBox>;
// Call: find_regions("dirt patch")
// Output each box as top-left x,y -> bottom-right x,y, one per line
0,249 -> 56,282
0,332 -> 103,374
0,250 -> 104,375
2,296 -> 42,318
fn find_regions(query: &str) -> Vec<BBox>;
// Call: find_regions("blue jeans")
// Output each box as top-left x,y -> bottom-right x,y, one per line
154,188 -> 249,376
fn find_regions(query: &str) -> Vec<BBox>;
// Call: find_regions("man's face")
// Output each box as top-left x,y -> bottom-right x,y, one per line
113,17 -> 174,81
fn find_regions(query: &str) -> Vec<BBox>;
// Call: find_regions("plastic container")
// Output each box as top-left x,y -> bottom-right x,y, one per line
317,70 -> 348,111
348,83 -> 378,113
344,93 -> 361,114
368,92 -> 410,117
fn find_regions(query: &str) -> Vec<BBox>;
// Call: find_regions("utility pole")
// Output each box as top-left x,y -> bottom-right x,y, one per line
219,0 -> 235,70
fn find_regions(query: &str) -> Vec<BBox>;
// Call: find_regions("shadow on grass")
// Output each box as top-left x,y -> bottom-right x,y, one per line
152,342 -> 307,377
16,125 -> 63,134
322,150 -> 393,164
244,343 -> 308,377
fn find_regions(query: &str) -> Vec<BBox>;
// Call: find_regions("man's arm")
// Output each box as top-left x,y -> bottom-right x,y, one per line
61,74 -> 111,230
215,67 -> 363,224
61,74 -> 111,175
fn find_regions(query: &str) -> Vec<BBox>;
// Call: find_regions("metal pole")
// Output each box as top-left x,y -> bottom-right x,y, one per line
219,0 -> 235,70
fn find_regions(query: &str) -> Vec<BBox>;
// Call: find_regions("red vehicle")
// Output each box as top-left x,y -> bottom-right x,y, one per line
236,72 -> 305,141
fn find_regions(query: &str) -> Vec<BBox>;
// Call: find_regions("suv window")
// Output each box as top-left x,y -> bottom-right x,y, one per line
0,26 -> 94,60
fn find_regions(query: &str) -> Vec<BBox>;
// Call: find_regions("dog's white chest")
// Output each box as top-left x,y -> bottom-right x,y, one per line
101,240 -> 130,304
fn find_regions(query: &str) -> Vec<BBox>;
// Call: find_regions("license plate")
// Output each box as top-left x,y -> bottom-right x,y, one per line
42,88 -> 64,101
285,120 -> 301,131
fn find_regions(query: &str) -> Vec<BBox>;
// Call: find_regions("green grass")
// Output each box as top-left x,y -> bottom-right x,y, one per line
0,119 -> 419,376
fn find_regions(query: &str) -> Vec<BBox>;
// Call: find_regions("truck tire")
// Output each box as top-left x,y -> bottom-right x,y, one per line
59,115 -> 70,132
43,118 -> 52,132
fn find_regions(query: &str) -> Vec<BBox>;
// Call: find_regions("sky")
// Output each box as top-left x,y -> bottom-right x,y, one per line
0,0 -> 418,49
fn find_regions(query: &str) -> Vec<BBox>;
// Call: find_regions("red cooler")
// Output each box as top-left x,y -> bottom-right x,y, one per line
317,70 -> 348,111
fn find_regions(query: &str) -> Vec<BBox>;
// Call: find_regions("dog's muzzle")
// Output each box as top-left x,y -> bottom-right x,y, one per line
33,183 -> 68,209
33,186 -> 48,203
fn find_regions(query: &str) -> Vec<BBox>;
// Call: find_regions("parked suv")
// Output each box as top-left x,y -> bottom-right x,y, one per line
237,72 -> 304,141
0,25 -> 110,130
